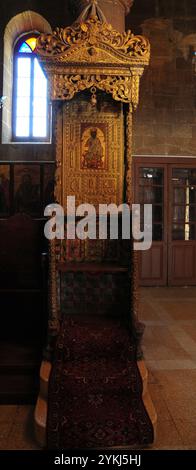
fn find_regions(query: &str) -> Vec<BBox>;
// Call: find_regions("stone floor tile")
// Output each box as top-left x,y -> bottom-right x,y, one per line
174,419 -> 196,447
146,359 -> 196,370
153,419 -> 184,449
148,383 -> 172,421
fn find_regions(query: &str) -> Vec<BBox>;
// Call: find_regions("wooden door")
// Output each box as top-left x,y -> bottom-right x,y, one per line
135,163 -> 168,286
134,159 -> 196,286
168,165 -> 196,285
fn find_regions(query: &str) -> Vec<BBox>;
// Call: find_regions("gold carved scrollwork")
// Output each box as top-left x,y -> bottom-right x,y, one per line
52,74 -> 132,103
131,69 -> 144,110
36,4 -> 150,108
37,17 -> 150,62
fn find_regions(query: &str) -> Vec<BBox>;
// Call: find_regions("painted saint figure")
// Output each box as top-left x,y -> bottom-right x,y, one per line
83,128 -> 103,169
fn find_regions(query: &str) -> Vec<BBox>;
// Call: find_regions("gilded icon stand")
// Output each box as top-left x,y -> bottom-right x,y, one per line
34,0 -> 157,447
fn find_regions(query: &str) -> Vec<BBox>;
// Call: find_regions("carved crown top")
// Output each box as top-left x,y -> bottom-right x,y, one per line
78,0 -> 107,22
36,1 -> 150,106
36,0 -> 150,65
72,0 -> 134,15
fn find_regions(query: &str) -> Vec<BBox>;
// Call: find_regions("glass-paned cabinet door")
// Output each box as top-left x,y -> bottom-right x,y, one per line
172,168 -> 196,241
138,167 -> 164,241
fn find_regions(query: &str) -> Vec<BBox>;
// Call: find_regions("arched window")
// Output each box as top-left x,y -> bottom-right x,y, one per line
12,34 -> 49,141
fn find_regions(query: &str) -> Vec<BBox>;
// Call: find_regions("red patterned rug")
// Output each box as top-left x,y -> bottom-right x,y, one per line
47,316 -> 154,449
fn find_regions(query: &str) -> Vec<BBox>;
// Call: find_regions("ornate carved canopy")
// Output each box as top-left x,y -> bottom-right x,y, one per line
36,0 -> 150,108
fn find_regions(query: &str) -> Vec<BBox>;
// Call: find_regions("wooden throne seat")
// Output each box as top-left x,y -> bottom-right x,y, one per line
34,0 -> 157,448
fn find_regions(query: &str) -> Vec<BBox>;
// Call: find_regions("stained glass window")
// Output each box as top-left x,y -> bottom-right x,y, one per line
13,35 -> 49,141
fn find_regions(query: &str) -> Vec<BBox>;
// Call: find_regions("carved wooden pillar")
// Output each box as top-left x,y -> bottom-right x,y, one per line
43,238 -> 59,359
54,104 -> 63,205
48,239 -> 59,334
125,103 -> 133,206
126,103 -> 144,358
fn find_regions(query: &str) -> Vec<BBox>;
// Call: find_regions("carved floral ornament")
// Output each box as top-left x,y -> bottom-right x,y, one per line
36,0 -> 150,107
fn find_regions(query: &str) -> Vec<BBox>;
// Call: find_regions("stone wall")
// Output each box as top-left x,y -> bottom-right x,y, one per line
128,0 -> 196,156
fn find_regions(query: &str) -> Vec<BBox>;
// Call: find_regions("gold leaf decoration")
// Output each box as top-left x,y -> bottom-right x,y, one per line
37,17 -> 150,62
36,3 -> 150,107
